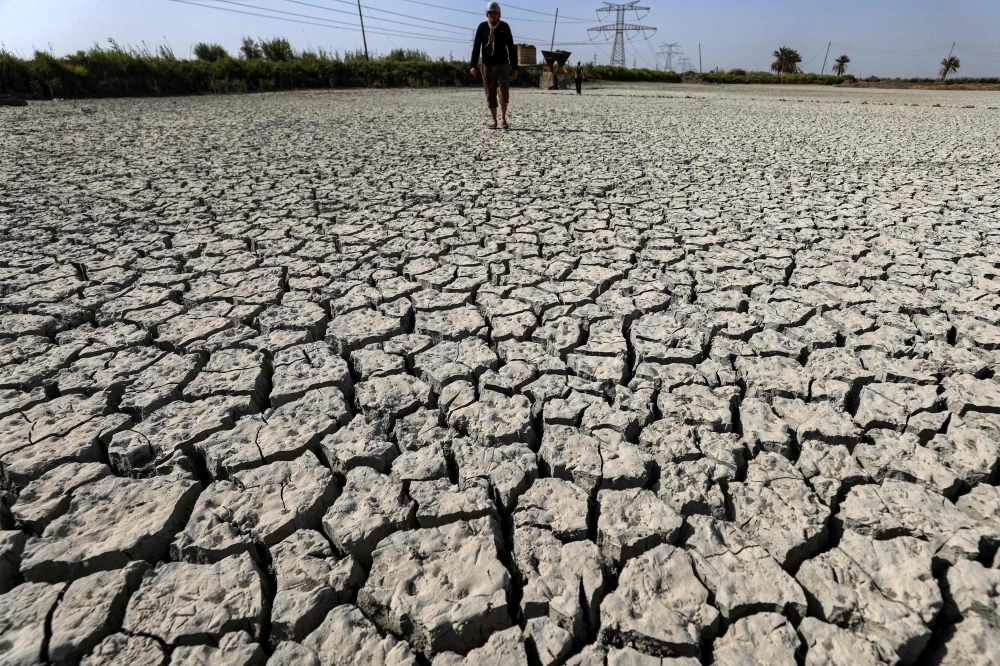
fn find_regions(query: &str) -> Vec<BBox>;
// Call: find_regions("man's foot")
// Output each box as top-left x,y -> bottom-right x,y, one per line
501,120 -> 510,130
488,122 -> 497,129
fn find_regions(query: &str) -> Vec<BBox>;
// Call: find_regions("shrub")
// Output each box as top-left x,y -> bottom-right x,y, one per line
726,68 -> 746,76
384,49 -> 431,62
240,38 -> 263,60
0,46 -> 500,98
700,71 -> 850,85
587,66 -> 681,83
260,38 -> 295,62
7,39 -> 994,99
194,43 -> 229,63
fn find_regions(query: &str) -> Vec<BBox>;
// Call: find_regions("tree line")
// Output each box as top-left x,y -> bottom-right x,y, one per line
0,38 -> 988,100
771,46 -> 962,80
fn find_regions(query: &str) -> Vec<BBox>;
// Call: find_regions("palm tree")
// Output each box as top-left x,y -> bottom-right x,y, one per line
939,55 -> 960,81
771,47 -> 802,75
832,55 -> 850,76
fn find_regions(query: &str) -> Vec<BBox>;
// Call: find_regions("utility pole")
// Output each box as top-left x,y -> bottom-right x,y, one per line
550,8 -> 559,51
698,43 -> 702,73
947,41 -> 955,59
588,2 -> 656,67
357,0 -> 369,61
820,41 -> 831,75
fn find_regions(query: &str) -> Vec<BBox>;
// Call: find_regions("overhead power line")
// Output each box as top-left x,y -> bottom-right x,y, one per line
285,0 -> 561,35
285,0 -> 557,43
955,47 -> 1000,63
394,0 -> 587,24
955,45 -> 1000,61
362,5 -> 396,51
166,0 -> 470,43
172,0 -> 368,31
282,0 -> 472,32
956,44 -> 1000,57
832,42 -> 952,57
239,0 -> 465,35
213,0 -> 469,36
499,2 -> 591,22
398,0 -> 482,16
192,0 -> 562,47
799,44 -> 829,68
643,37 -> 660,69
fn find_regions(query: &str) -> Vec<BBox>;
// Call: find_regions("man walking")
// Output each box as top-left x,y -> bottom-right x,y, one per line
470,2 -> 518,130
575,61 -> 587,95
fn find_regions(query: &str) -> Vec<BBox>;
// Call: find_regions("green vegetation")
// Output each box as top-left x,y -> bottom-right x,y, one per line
847,74 -> 1000,85
940,55 -> 961,81
193,43 -> 229,63
0,37 -> 995,99
586,66 -> 681,83
0,38 -> 522,99
832,55 -> 850,76
239,37 -> 263,61
771,47 -> 802,75
384,49 -> 432,62
259,37 -> 295,63
572,66 -> 856,86
701,71 -> 853,85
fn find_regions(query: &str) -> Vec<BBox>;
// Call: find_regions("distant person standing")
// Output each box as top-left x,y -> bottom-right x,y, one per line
575,61 -> 587,95
470,2 -> 518,130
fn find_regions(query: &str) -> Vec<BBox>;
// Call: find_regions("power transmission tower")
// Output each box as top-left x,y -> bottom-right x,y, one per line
658,42 -> 680,72
588,2 -> 656,67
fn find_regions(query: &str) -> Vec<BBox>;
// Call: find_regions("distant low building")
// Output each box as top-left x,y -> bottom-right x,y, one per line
516,44 -> 537,66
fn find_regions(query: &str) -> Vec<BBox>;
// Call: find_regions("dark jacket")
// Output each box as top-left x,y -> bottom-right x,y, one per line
471,20 -> 518,70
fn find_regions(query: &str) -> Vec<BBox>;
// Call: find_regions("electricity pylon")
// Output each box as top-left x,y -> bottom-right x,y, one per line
658,43 -> 681,72
588,2 -> 657,67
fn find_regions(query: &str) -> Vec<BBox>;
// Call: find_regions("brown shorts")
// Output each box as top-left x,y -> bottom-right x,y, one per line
482,63 -> 510,109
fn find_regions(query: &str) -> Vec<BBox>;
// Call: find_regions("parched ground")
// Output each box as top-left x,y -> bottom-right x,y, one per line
2,83 -> 1000,666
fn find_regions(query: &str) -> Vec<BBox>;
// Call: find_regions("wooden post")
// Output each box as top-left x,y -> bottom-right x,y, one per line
358,0 -> 369,61
550,8 -> 559,51
942,41 -> 955,80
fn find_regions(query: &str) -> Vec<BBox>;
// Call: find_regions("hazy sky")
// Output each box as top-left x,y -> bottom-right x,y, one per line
2,0 -> 999,78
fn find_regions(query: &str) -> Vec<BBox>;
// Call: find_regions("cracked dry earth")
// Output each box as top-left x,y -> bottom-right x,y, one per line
2,83 -> 1000,666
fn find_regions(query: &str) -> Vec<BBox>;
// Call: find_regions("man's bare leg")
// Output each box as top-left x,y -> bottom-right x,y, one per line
500,103 -> 508,124
490,107 -> 498,125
